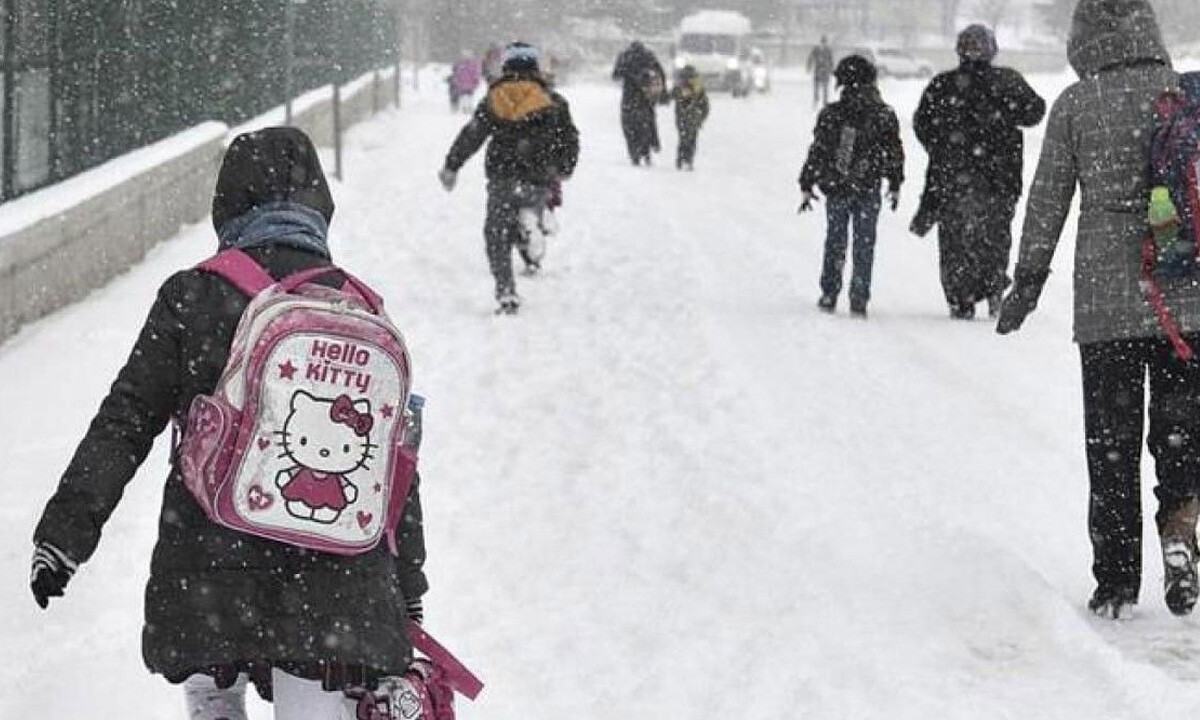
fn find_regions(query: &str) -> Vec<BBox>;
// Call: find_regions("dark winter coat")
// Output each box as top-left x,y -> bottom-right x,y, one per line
1009,0 -> 1200,345
444,72 -> 580,186
672,80 -> 710,132
799,85 -> 905,198
32,129 -> 428,698
612,43 -> 667,108
914,61 -> 1045,201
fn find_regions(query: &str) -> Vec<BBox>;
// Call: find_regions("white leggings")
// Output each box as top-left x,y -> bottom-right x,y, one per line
184,669 -> 357,720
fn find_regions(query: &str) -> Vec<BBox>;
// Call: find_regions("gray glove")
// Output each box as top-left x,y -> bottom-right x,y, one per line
438,167 -> 458,192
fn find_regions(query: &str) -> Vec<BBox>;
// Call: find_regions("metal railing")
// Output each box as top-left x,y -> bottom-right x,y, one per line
0,0 -> 399,202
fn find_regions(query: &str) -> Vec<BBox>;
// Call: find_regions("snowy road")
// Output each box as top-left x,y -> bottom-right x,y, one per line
5,63 -> 1200,719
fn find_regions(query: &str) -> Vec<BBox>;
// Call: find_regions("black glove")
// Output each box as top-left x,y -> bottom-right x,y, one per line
996,268 -> 1049,335
31,542 -> 77,609
798,190 -> 818,213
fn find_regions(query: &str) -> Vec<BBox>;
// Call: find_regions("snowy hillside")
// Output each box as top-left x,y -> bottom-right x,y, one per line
3,60 -> 1200,719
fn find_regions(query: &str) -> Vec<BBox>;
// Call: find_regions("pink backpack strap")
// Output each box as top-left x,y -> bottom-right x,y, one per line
197,249 -> 276,296
406,620 -> 484,700
1140,234 -> 1196,363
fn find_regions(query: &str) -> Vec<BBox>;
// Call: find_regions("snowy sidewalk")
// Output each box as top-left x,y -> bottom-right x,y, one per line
4,67 -> 1200,720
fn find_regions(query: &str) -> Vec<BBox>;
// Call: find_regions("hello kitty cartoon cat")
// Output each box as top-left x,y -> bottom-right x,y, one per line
275,390 -> 377,524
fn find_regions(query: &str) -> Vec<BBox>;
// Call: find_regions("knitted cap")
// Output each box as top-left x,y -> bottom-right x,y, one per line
957,24 -> 998,64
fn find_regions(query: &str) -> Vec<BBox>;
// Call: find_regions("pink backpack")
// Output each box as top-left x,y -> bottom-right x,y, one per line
350,621 -> 484,720
177,249 -> 417,555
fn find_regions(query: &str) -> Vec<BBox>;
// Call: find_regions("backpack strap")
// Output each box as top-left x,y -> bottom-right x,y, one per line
196,249 -> 276,297
1140,234 -> 1196,363
406,620 -> 484,700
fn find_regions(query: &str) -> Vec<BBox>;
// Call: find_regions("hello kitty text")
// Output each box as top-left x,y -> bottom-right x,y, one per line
306,339 -> 373,394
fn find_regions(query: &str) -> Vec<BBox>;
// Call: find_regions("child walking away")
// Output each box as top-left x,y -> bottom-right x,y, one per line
798,55 -> 904,318
671,65 -> 710,171
30,127 -> 482,719
439,41 -> 580,315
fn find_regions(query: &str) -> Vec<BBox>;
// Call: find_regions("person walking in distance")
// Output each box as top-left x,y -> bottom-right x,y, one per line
438,42 -> 580,315
671,65 -> 710,171
798,55 -> 904,318
997,0 -> 1200,620
807,36 -> 834,109
914,25 -> 1045,320
612,41 -> 668,166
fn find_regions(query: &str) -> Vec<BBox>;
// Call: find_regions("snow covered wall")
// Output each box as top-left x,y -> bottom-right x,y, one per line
0,67 -> 400,345
0,122 -> 225,343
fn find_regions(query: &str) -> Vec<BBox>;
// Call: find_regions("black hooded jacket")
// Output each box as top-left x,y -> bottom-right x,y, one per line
444,71 -> 580,185
914,61 -> 1046,200
799,85 -> 905,197
32,128 -> 428,697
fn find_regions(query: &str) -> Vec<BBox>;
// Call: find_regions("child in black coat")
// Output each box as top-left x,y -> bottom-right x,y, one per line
30,127 -> 428,720
798,55 -> 904,317
671,65 -> 710,171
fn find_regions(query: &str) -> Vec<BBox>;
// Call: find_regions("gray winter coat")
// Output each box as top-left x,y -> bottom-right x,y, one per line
1011,0 -> 1200,345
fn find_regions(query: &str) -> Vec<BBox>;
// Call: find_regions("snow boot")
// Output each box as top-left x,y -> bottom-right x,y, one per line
1088,584 -> 1138,620
949,303 -> 976,320
495,292 -> 521,316
817,295 -> 837,313
850,301 -> 868,318
1159,496 -> 1200,616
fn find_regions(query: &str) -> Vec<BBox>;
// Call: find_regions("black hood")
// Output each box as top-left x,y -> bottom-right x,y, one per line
211,127 -> 334,235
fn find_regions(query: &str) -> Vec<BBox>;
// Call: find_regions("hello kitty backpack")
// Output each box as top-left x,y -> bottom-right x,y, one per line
177,249 -> 416,556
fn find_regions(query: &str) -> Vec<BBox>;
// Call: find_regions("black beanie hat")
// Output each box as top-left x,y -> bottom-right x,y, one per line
834,55 -> 877,87
211,127 -> 334,235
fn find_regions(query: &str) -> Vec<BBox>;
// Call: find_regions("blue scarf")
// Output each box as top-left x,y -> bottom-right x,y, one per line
217,201 -> 331,258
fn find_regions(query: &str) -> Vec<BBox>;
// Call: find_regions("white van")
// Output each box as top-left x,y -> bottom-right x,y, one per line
673,10 -> 754,96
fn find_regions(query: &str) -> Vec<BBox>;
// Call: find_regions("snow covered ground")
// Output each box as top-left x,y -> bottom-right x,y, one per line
4,59 -> 1200,719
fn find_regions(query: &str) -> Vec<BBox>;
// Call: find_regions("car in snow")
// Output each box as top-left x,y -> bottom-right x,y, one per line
672,10 -> 756,96
839,46 -> 935,80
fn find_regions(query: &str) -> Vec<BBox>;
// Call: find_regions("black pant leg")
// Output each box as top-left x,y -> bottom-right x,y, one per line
1080,338 -> 1151,594
484,188 -> 519,299
677,126 -> 698,165
1149,335 -> 1200,518
982,197 -> 1018,297
937,210 -> 970,308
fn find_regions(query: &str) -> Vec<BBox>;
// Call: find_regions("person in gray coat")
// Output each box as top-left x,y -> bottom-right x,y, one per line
997,0 -> 1200,620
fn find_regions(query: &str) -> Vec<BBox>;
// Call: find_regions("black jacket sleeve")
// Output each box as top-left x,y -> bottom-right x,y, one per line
995,68 -> 1046,128
881,107 -> 905,192
445,101 -> 496,172
913,77 -> 944,149
799,107 -> 837,193
550,94 -> 581,178
33,274 -> 188,564
394,472 -> 428,602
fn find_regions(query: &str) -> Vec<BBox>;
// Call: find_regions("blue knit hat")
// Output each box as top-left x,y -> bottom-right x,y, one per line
502,42 -> 540,73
